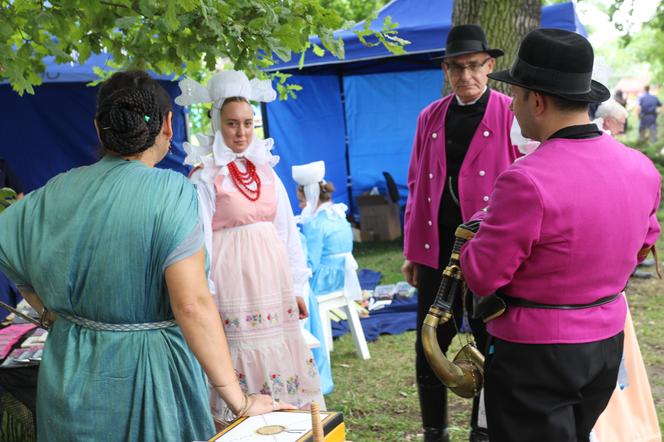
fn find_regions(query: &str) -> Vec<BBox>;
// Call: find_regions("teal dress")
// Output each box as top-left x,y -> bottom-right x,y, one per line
0,156 -> 214,441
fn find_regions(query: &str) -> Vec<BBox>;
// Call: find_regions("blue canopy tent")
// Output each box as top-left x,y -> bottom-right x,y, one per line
0,53 -> 189,193
263,0 -> 587,215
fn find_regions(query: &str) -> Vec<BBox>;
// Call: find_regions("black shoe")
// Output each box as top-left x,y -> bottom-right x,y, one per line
631,269 -> 653,279
469,428 -> 490,442
423,427 -> 450,442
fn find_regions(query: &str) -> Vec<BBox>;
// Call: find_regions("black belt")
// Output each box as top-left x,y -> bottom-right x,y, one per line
499,293 -> 621,310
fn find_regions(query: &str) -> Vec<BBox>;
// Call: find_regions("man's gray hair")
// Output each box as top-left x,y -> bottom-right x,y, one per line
595,99 -> 628,120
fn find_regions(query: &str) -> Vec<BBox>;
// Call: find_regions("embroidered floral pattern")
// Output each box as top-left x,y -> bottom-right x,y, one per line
245,313 -> 262,327
306,357 -> 317,378
266,312 -> 279,325
260,382 -> 271,395
286,306 -> 297,319
223,316 -> 240,328
270,373 -> 284,394
286,375 -> 300,395
238,372 -> 248,391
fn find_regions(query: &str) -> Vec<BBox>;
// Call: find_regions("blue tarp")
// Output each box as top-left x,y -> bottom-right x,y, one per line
332,294 -> 418,342
264,0 -> 587,215
0,58 -> 188,193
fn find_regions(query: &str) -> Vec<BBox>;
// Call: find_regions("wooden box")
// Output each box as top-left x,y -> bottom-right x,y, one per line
210,410 -> 345,441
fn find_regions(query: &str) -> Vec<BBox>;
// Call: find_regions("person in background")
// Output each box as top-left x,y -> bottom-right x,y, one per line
461,29 -> 660,441
401,24 -> 520,442
594,99 -> 627,136
613,89 -> 629,132
590,99 -> 661,442
292,160 -> 363,396
638,85 -> 662,144
176,71 -> 323,425
0,70 -> 282,442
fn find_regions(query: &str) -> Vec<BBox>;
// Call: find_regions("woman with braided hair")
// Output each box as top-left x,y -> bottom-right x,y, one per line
176,71 -> 323,425
0,70 -> 283,441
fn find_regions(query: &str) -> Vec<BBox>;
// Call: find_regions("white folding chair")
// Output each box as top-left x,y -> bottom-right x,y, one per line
317,290 -> 370,360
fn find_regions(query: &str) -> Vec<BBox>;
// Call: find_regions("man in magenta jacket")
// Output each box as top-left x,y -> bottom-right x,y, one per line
401,24 -> 520,442
460,29 -> 661,441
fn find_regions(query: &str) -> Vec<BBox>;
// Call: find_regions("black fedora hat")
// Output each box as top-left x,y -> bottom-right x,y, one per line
432,24 -> 504,61
489,28 -> 610,103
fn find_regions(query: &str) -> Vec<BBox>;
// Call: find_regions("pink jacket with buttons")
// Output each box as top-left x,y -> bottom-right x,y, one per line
460,134 -> 661,344
404,90 -> 519,268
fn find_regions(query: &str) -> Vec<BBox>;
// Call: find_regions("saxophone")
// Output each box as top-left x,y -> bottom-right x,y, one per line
421,220 -> 485,398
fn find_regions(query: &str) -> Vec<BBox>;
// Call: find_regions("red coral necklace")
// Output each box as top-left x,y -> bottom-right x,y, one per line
227,158 -> 261,201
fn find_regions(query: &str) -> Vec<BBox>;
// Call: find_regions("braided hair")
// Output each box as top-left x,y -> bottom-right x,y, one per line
318,181 -> 335,203
296,181 -> 336,204
95,71 -> 172,156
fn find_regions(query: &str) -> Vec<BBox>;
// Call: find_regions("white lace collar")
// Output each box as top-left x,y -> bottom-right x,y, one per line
185,132 -> 279,182
312,202 -> 348,220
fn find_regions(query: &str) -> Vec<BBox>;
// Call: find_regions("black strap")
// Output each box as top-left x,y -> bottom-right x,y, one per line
499,293 -> 620,310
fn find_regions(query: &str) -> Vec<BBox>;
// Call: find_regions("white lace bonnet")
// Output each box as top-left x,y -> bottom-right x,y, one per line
175,70 -> 276,133
292,161 -> 326,220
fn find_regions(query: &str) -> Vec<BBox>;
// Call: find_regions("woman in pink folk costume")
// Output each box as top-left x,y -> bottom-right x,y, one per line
176,71 -> 323,424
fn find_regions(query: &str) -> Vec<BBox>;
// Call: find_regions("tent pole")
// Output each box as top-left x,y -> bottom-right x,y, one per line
338,72 -> 355,219
260,102 -> 270,139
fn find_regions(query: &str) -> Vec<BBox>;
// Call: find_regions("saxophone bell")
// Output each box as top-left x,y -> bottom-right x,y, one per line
421,222 -> 485,398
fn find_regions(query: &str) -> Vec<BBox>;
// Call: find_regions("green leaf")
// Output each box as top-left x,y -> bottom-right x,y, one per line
273,46 -> 292,62
312,43 -> 325,57
1,0 -> 407,97
163,2 -> 180,31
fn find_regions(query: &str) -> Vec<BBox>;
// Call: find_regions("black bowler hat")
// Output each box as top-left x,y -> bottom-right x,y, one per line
489,28 -> 610,103
433,24 -> 504,60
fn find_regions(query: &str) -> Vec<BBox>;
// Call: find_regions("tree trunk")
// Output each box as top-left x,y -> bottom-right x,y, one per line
445,0 -> 541,95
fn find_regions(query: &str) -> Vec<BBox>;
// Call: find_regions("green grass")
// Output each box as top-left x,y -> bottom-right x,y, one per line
327,236 -> 664,441
328,237 -> 475,441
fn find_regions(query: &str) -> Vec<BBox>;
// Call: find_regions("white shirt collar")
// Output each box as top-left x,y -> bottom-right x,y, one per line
455,86 -> 488,106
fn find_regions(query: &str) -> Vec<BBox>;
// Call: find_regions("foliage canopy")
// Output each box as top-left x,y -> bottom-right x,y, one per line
0,0 -> 405,95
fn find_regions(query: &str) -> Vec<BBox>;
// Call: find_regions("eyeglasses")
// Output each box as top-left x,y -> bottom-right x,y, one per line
443,57 -> 492,75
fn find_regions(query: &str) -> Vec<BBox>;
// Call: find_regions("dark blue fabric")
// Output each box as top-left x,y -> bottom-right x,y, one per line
331,294 -> 418,342
357,269 -> 382,291
0,81 -> 189,192
344,70 -> 441,206
540,2 -> 588,37
268,74 -> 350,208
0,271 -> 20,321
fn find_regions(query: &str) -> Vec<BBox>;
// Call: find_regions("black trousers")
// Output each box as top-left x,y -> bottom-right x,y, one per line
415,263 -> 489,429
484,332 -> 624,442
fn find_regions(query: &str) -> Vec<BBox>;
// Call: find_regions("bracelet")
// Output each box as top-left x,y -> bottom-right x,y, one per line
39,307 -> 51,330
236,394 -> 257,417
212,378 -> 239,389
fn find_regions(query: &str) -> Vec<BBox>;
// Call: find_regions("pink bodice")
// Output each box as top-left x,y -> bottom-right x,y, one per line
212,162 -> 277,229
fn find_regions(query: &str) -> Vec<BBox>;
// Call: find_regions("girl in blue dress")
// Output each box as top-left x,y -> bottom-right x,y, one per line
292,161 -> 364,394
